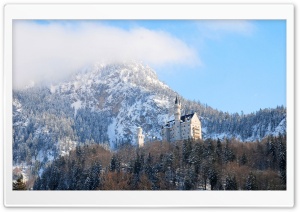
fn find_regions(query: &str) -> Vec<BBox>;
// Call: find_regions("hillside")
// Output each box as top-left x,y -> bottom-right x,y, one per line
32,136 -> 286,190
12,62 -> 286,171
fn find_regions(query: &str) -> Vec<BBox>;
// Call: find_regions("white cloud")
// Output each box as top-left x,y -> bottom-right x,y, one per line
198,20 -> 255,38
13,21 -> 199,89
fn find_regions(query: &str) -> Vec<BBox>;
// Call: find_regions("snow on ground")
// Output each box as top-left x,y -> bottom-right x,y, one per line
157,114 -> 170,125
274,118 -> 286,135
71,100 -> 82,116
107,118 -> 117,148
153,96 -> 170,108
57,138 -> 77,156
13,98 -> 22,110
208,132 -> 231,141
50,84 -> 57,93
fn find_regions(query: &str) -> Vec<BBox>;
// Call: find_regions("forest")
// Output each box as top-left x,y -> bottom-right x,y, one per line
12,63 -> 287,191
13,86 -> 286,170
18,134 -> 286,191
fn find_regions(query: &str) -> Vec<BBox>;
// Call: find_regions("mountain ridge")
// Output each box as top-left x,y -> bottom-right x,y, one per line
13,61 -> 286,168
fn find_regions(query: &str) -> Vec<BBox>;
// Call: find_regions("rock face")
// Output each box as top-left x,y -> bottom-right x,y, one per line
13,61 -> 286,167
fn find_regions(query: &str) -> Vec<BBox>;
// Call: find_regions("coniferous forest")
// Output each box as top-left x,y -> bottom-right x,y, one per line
29,135 -> 286,191
11,23 -> 288,193
12,63 -> 287,192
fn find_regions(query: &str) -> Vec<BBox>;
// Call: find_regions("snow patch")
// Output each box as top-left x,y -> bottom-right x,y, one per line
274,118 -> 286,135
71,100 -> 82,116
153,97 -> 170,108
50,85 -> 57,93
107,118 -> 117,148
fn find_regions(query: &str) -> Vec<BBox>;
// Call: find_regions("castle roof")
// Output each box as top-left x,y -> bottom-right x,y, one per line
175,96 -> 180,104
180,113 -> 195,122
163,113 -> 196,127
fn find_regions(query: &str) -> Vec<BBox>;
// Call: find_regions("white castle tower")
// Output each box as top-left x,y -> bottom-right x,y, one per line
174,96 -> 182,141
137,127 -> 145,147
161,96 -> 202,142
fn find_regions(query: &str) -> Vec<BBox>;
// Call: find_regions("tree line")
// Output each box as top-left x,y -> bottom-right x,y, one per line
30,135 -> 286,190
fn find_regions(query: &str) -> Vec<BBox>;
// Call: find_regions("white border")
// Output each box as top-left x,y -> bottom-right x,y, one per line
4,4 -> 294,207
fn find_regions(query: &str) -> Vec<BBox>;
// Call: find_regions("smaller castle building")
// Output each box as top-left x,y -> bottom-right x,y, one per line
137,127 -> 145,147
161,96 -> 202,142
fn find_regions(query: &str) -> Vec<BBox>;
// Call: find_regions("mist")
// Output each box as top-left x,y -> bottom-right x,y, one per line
13,21 -> 199,89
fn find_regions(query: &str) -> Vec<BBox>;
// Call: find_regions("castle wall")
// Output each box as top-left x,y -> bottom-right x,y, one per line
162,127 -> 170,141
174,120 -> 181,141
181,121 -> 192,140
190,115 -> 202,140
161,98 -> 202,142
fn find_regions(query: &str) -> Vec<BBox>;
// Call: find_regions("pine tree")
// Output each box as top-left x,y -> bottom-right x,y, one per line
201,163 -> 209,190
182,138 -> 192,164
90,161 -> 102,189
266,138 -> 277,169
245,172 -> 258,190
206,139 -> 214,157
208,167 -> 218,190
223,140 -> 235,163
133,154 -> 142,175
48,165 -> 60,190
110,155 -> 117,172
240,153 -> 247,166
225,175 -> 238,190
33,176 -> 40,190
190,142 -> 203,174
145,153 -> 153,176
83,176 -> 91,190
278,140 -> 286,187
183,175 -> 193,190
216,138 -> 223,164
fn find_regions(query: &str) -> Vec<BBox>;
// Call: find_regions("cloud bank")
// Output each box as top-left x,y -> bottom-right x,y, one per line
13,21 -> 199,89
204,20 -> 255,35
197,20 -> 256,40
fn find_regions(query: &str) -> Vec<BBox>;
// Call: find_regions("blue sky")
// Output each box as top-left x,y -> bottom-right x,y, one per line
14,20 -> 286,114
98,20 -> 286,114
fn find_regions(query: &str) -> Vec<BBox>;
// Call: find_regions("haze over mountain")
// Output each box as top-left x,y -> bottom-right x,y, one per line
13,62 -> 286,169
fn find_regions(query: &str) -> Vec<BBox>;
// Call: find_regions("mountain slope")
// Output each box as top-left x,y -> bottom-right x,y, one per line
12,62 -> 286,168
51,62 -> 175,147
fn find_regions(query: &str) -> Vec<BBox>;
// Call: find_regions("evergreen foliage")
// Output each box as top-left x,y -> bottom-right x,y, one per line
32,135 -> 286,190
245,172 -> 258,190
12,62 -> 286,192
225,175 -> 238,190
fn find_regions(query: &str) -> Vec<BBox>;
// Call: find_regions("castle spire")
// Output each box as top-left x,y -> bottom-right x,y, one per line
175,95 -> 181,105
174,96 -> 181,122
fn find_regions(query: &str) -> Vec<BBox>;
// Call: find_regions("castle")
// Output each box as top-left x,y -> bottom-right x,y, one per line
137,127 -> 145,147
161,96 -> 202,142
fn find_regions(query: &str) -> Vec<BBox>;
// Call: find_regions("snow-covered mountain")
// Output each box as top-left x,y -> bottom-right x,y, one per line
12,61 -> 286,167
50,62 -> 175,147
